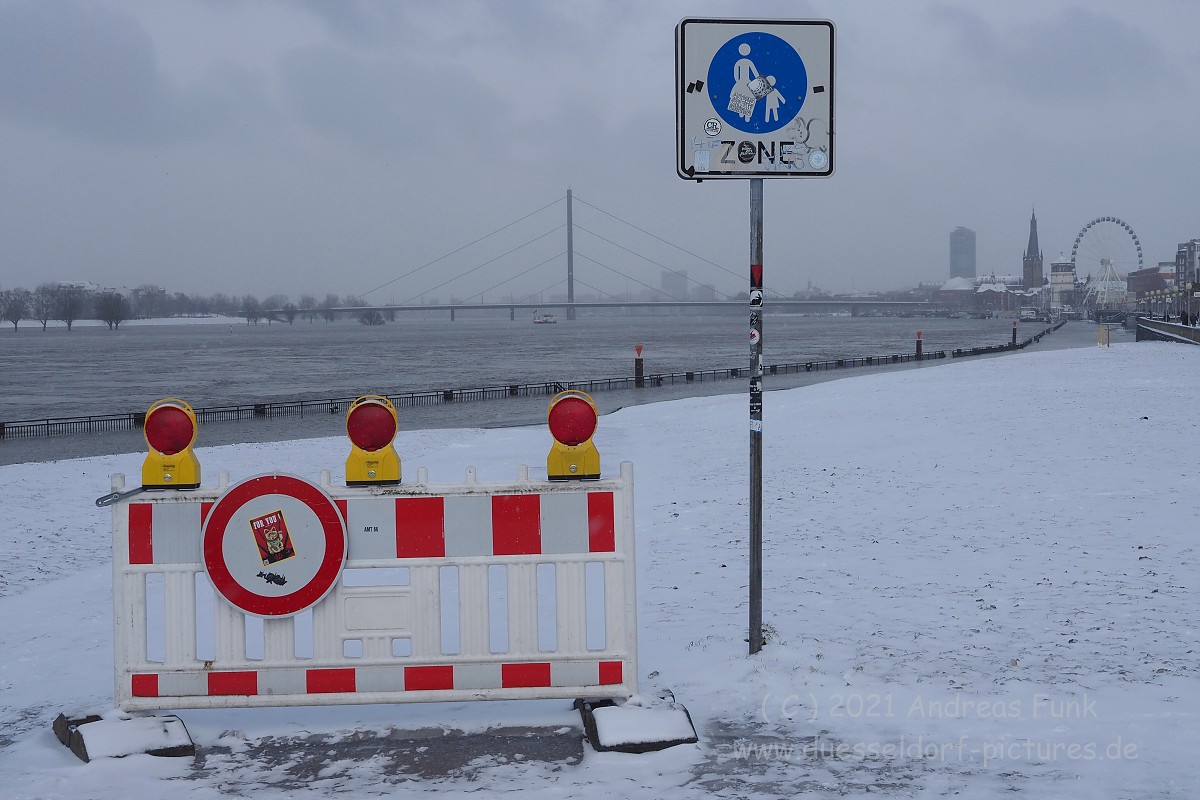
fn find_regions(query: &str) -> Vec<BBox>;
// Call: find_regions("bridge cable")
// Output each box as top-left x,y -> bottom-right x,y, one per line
573,250 -> 686,301
526,277 -> 567,300
573,194 -> 750,285
573,224 -> 737,300
571,276 -> 630,302
459,251 -> 567,304
394,224 -> 566,307
351,194 -> 565,304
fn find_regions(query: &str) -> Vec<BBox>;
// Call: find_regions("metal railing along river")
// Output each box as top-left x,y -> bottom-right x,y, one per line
0,322 -> 1063,441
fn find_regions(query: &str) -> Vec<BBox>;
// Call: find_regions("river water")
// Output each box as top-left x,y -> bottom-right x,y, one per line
0,312 -> 1104,463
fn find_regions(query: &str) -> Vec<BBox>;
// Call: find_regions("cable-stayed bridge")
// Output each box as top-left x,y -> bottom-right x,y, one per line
328,190 -> 926,320
333,298 -> 929,321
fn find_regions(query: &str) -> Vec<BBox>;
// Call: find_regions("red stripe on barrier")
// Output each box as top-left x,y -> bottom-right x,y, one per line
502,662 -> 552,688
405,665 -> 454,691
598,660 -> 623,685
335,499 -> 348,525
208,671 -> 258,696
128,503 -> 154,564
396,497 -> 445,558
200,501 -> 213,525
306,668 -> 356,694
587,492 -> 616,552
492,495 -> 541,555
131,673 -> 159,697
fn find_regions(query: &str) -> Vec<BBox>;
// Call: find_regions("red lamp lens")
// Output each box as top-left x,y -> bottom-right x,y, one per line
145,405 -> 194,455
548,396 -> 597,446
347,402 -> 397,452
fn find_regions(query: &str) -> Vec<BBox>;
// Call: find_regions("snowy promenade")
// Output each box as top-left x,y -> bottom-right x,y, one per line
1,340 -> 1197,798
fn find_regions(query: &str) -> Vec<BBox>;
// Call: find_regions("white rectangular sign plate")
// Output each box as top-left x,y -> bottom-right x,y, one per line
676,18 -> 834,180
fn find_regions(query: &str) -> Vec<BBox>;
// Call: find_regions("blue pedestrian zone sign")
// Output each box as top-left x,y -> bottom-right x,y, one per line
676,19 -> 834,180
708,33 -> 806,136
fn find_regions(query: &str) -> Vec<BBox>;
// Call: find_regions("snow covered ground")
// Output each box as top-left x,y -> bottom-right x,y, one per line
1,340 -> 1197,798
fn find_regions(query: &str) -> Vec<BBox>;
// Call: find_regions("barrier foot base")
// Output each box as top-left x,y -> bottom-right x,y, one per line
575,696 -> 698,753
53,712 -> 195,763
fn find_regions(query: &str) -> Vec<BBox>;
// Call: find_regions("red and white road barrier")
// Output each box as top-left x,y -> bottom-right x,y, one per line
110,462 -> 637,712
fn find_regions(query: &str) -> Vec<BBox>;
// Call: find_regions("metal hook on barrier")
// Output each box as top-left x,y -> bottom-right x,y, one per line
95,486 -> 150,507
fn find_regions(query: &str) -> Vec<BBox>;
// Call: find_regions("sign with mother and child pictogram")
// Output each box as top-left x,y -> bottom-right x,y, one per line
676,18 -> 834,179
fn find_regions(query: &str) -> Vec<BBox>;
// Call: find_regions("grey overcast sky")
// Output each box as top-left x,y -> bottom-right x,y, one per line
0,0 -> 1196,302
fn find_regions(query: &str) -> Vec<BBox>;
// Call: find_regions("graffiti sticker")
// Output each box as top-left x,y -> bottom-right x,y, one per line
250,509 -> 297,566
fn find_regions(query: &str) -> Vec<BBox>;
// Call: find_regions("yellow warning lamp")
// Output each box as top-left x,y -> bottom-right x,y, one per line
345,395 -> 401,485
141,398 -> 201,489
546,390 -> 600,481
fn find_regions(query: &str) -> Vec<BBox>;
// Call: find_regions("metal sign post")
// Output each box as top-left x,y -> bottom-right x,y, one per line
677,18 -> 834,655
748,179 -> 764,654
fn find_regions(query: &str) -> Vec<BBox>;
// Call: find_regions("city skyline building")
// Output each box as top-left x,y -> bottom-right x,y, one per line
1049,254 -> 1076,308
661,269 -> 688,301
1176,239 -> 1200,287
949,227 -> 976,279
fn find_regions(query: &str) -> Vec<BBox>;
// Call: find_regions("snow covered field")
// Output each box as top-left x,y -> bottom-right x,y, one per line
1,341 -> 1197,798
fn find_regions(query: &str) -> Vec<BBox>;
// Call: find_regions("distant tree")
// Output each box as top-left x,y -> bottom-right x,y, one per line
343,294 -> 363,308
2,288 -> 30,331
172,292 -> 193,317
359,309 -> 385,326
261,294 -> 287,324
55,286 -> 87,331
31,284 -> 55,330
189,294 -> 211,316
320,293 -> 339,323
299,294 -> 318,323
94,292 -> 132,330
282,302 -> 298,324
210,293 -> 234,315
133,284 -> 167,319
242,295 -> 262,325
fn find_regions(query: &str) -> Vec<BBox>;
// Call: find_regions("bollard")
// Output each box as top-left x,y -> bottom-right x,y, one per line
634,344 -> 644,388
1011,320 -> 1017,347
916,331 -> 923,361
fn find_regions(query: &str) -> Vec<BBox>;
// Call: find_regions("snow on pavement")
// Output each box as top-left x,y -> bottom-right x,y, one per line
1,340 -> 1198,798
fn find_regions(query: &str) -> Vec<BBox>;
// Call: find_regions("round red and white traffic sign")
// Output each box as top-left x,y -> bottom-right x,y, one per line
202,474 -> 347,617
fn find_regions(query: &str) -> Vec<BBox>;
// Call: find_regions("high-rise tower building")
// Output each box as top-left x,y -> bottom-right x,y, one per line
1023,210 -> 1044,292
949,227 -> 976,279
661,269 -> 688,301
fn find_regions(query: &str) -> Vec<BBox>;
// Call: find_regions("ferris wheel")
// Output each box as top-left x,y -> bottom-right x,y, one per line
1070,217 -> 1143,308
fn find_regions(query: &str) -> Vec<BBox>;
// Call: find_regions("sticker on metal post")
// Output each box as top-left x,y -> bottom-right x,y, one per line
203,474 -> 347,617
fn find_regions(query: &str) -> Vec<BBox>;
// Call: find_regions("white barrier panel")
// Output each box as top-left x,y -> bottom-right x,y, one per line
111,462 -> 637,712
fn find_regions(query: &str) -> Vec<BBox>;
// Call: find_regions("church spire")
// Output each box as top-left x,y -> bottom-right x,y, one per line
1025,207 -> 1041,259
1022,207 -> 1044,290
